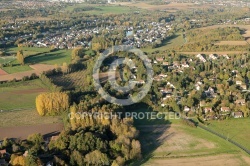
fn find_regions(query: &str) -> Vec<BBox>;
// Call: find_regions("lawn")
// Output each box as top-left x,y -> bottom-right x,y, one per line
0,109 -> 61,128
25,49 -> 72,65
0,79 -> 48,110
207,118 -> 250,149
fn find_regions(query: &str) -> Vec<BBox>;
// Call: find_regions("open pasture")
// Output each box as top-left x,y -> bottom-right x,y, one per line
0,79 -> 48,110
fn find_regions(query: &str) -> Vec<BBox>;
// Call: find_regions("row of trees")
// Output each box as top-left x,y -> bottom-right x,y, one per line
36,92 -> 69,116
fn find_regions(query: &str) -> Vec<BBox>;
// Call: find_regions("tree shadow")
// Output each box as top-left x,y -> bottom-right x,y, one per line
125,103 -> 172,165
25,52 -> 67,64
160,34 -> 179,46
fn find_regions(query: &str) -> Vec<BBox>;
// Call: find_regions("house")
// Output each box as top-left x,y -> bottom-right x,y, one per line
183,106 -> 191,112
181,62 -> 189,68
240,84 -> 247,90
204,107 -> 213,114
159,74 -> 167,78
220,107 -> 230,112
153,76 -> 162,81
162,62 -> 169,66
23,150 -> 29,157
235,99 -> 246,105
232,111 -> 243,118
209,54 -> 217,60
196,54 -> 206,62
236,81 -> 242,85
0,149 -> 6,156
50,136 -> 59,141
199,101 -> 206,107
223,54 -> 230,59
156,57 -> 164,62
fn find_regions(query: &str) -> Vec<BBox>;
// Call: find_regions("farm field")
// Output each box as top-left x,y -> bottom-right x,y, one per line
65,4 -> 136,14
115,1 -> 215,12
125,108 -> 250,165
179,51 -> 246,55
134,119 -> 250,166
207,118 -> 250,149
215,41 -> 248,45
0,122 -> 63,140
0,109 -> 61,128
50,70 -> 88,90
0,79 -> 48,110
25,49 -> 72,65
142,34 -> 185,53
0,56 -> 15,64
0,68 -> 8,75
6,47 -> 50,57
0,64 -> 56,82
2,64 -> 32,74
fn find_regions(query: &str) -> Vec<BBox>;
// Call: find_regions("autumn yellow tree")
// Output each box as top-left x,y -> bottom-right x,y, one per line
36,92 -> 69,116
16,50 -> 25,65
71,47 -> 84,60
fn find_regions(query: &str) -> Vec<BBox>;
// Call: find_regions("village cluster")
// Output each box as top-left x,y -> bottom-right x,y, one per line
150,53 -> 249,120
0,20 -> 172,50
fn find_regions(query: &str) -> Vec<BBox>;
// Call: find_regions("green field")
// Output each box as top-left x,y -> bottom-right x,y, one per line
2,63 -> 33,74
25,49 -> 72,65
207,118 -> 250,149
65,4 -> 136,14
142,34 -> 185,53
0,79 -> 48,110
0,56 -> 16,64
6,47 -> 50,57
0,109 -> 61,127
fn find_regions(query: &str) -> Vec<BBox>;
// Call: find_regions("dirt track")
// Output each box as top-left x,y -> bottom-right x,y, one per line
0,64 -> 56,82
0,123 -> 63,140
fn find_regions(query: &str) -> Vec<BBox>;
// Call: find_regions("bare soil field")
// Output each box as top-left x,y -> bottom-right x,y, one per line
115,2 -> 210,11
0,68 -> 8,75
0,64 -> 56,82
215,41 -> 248,45
0,123 -> 63,140
138,123 -> 250,166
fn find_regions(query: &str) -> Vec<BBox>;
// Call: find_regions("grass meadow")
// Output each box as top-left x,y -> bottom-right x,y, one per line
0,79 -> 48,110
